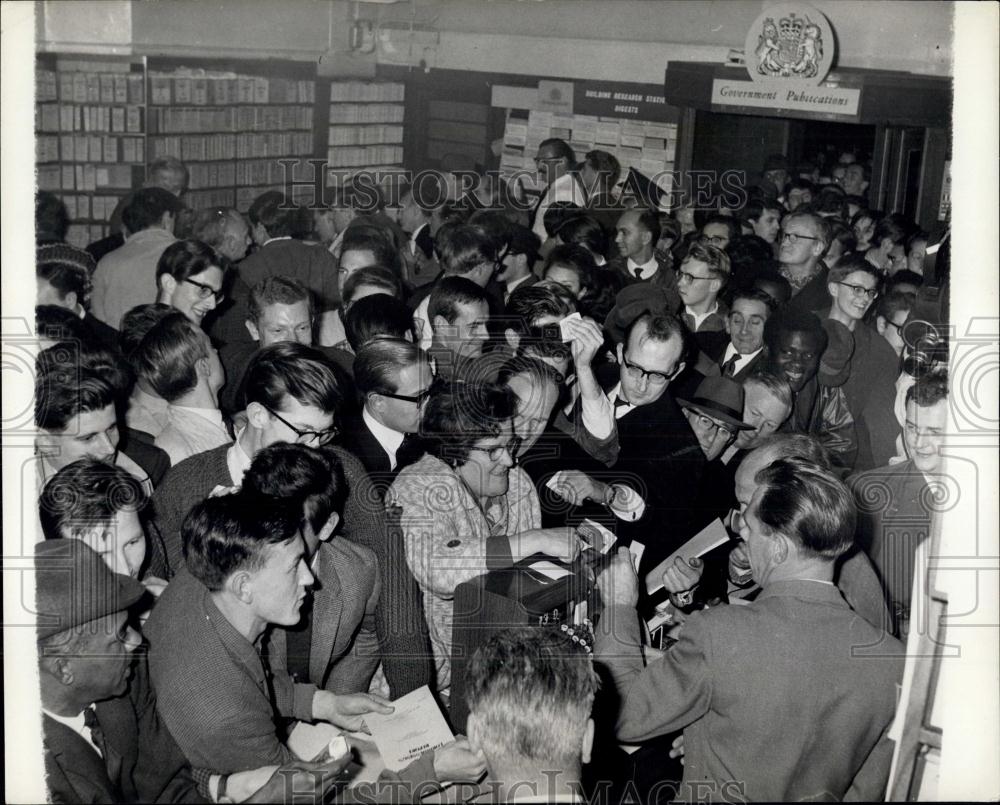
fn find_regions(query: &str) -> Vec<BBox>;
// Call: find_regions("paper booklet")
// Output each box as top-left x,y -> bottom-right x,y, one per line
644,518 -> 731,595
363,685 -> 454,772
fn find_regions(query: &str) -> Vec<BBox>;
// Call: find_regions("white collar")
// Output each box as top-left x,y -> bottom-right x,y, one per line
43,707 -> 102,755
505,273 -> 534,295
685,301 -> 719,329
626,255 -> 658,278
609,382 -> 635,418
363,407 -> 405,464
409,222 -> 427,246
263,236 -> 293,247
227,428 -> 255,486
169,405 -> 225,427
723,343 -> 763,363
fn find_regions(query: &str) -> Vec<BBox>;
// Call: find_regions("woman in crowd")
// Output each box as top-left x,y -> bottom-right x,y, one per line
387,381 -> 582,698
155,239 -> 229,328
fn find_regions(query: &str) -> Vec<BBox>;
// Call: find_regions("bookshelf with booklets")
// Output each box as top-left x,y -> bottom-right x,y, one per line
146,58 -> 319,212
35,55 -> 147,249
326,81 -> 405,192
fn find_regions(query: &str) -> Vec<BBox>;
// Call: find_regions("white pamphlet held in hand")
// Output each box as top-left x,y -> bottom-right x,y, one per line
364,685 -> 454,771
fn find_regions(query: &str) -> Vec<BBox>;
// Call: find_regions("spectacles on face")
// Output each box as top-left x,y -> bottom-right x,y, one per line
468,435 -> 523,462
836,281 -> 879,301
677,269 -> 715,285
621,353 -> 672,386
184,277 -> 225,303
780,231 -> 820,244
533,155 -> 562,165
264,406 -> 339,446
378,382 -> 436,405
691,412 -> 734,440
884,318 -> 904,332
700,234 -> 728,247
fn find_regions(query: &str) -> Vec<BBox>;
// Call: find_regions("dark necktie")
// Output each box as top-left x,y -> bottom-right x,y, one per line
83,707 -> 107,758
632,266 -> 644,279
396,433 -> 425,470
721,354 -> 740,377
614,396 -> 631,412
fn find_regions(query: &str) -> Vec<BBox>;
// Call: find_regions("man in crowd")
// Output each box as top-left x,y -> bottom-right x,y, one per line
36,243 -> 118,350
149,341 -> 433,698
465,628 -> 597,803
778,210 -> 832,315
344,338 -> 434,493
610,208 -> 679,301
698,287 -> 774,381
398,176 -> 448,287
91,188 -> 181,329
740,196 -> 783,247
129,312 -> 229,466
677,242 -> 730,334
850,371 -> 948,636
542,243 -> 594,301
530,138 -> 587,242
427,276 -> 492,380
495,223 -> 541,302
189,206 -> 252,263
596,455 -> 904,801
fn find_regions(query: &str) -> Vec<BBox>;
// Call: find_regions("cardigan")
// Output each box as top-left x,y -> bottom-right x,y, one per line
388,453 -> 541,695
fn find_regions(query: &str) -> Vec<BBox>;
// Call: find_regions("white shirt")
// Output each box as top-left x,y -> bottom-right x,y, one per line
504,272 -> 534,301
414,294 -> 433,351
43,707 -> 102,757
409,222 -> 428,256
626,255 -> 659,280
608,382 -> 637,420
363,408 -> 405,470
721,343 -> 763,376
225,429 -> 255,487
684,301 -> 719,332
532,171 -> 587,242
262,236 -> 292,247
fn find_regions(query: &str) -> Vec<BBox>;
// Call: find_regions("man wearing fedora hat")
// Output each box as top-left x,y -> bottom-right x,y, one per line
677,376 -> 755,462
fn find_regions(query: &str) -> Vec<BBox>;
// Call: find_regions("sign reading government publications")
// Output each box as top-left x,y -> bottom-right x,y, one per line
711,80 -> 860,116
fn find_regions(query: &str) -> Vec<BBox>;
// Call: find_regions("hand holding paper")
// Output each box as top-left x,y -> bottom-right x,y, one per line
363,686 -> 454,772
645,519 -> 730,595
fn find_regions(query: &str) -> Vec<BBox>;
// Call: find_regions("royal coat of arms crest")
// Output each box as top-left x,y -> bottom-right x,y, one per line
744,3 -> 834,86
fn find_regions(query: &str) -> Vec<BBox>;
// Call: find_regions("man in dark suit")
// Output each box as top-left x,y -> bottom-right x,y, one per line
595,457 -> 904,802
343,339 -> 434,495
572,308 -> 707,574
693,286 -> 775,383
35,539 -> 201,803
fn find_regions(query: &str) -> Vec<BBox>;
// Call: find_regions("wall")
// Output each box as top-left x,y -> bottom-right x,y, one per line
37,0 -> 953,79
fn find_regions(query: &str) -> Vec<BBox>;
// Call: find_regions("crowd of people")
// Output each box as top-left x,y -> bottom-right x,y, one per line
31,138 -> 950,803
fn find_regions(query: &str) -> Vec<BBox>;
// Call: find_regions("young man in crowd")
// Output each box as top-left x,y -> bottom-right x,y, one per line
542,243 -> 595,301
426,276 -> 492,380
149,341 -> 433,698
677,242 -> 730,334
740,196 -> 783,247
610,208 -> 679,302
530,138 -> 587,242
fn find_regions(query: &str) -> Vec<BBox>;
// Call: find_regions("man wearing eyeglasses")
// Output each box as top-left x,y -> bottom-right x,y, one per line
150,341 -> 436,699
530,138 -> 587,242
779,211 -> 834,315
345,339 -> 435,494
575,309 -> 708,574
826,255 -> 901,472
677,242 -> 730,334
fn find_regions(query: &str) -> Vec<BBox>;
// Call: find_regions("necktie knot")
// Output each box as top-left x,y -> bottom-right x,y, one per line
614,396 -> 631,409
722,354 -> 740,377
83,706 -> 107,757
632,266 -> 644,279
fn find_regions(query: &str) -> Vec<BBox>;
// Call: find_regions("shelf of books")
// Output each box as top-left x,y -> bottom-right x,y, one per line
35,55 -> 147,249
498,109 -> 679,209
326,81 -> 405,194
147,65 -> 317,212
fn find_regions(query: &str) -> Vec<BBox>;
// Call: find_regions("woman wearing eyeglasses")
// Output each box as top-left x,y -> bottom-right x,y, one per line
155,239 -> 229,328
387,381 -> 583,699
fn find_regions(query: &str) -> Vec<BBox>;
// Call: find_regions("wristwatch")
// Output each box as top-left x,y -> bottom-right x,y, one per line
602,484 -> 618,507
671,588 -> 696,607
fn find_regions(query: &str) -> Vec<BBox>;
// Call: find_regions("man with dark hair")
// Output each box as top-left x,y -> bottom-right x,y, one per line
427,276 -> 491,379
500,283 -> 576,378
764,308 -> 857,474
740,197 -> 783,246
595,456 -> 904,802
150,341 -> 434,698
91,187 -> 181,329
130,312 -> 228,465
874,290 -> 914,357
779,210 -> 832,315
412,222 -> 501,349
345,339 -> 434,490
696,286 -> 775,382
146,489 -> 393,772
344,294 -> 417,354
610,208 -> 678,302
699,213 -> 739,250
120,303 -> 177,438
36,242 -> 118,350
496,222 -> 541,302
465,627 -> 597,802
543,243 -> 594,300
531,138 -> 586,241
398,176 -> 448,287
242,443 -> 381,694
785,178 -> 815,212
850,370 -> 948,636
842,162 -> 870,200
36,190 -> 70,244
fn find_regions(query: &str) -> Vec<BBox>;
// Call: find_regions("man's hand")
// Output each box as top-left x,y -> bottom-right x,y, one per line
668,734 -> 685,765
550,469 -> 608,507
596,547 -> 639,607
516,527 -> 584,564
727,541 -> 753,586
662,557 -> 702,595
313,691 -> 393,733
563,316 -> 604,372
243,756 -> 353,804
432,737 -> 487,784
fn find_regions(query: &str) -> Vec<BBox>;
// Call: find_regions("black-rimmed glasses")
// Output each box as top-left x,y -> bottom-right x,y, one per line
378,384 -> 436,405
184,277 -> 225,303
621,354 -> 673,386
835,281 -> 879,300
780,231 -> 820,244
468,435 -> 523,462
264,406 -> 339,445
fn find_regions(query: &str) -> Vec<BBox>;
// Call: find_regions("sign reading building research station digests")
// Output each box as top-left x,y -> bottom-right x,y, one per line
711,2 -> 861,118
